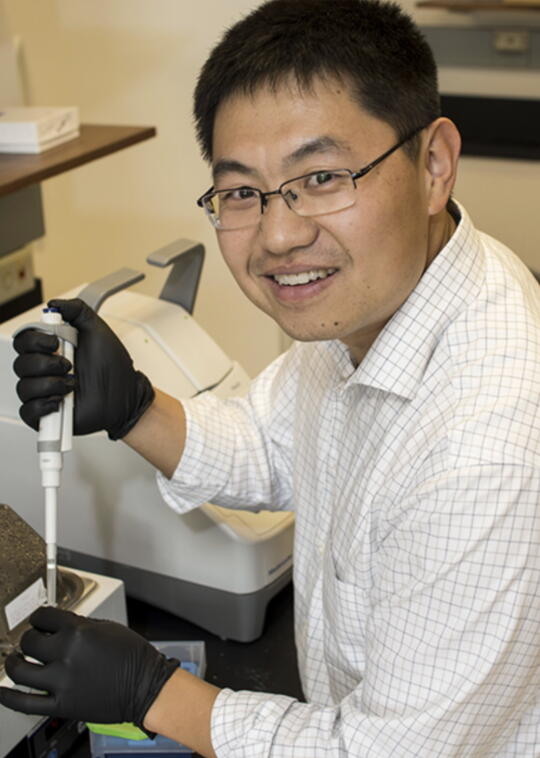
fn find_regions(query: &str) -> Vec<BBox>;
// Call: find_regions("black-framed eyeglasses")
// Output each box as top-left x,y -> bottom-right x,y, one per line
196,125 -> 426,231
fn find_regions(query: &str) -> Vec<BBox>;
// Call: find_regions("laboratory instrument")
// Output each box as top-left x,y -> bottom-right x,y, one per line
0,240 -> 294,642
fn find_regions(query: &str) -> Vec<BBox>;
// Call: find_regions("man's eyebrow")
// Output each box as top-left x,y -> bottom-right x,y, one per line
212,136 -> 352,183
212,159 -> 258,183
283,136 -> 352,168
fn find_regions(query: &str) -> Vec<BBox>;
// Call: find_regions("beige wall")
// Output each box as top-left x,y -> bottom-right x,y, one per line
2,0 -> 540,378
2,0 -> 282,378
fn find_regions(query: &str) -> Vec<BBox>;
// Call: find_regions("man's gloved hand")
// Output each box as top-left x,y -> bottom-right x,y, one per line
0,606 -> 179,727
13,298 -> 154,440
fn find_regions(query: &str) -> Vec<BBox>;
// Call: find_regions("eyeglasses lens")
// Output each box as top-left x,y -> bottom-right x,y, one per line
206,189 -> 260,231
282,172 -> 356,218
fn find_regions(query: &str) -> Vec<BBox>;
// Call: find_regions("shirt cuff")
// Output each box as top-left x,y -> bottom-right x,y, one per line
211,688 -> 296,758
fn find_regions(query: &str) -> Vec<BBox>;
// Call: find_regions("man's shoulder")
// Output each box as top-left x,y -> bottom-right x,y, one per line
428,234 -> 540,468
443,229 -> 540,363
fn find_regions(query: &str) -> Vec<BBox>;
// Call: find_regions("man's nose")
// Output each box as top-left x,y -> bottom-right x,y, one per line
258,194 -> 317,256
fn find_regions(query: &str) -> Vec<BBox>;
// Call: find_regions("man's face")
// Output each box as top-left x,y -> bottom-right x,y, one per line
211,77 -> 440,363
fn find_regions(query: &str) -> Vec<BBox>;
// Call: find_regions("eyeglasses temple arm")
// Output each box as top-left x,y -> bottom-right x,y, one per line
196,186 -> 214,207
352,126 -> 425,182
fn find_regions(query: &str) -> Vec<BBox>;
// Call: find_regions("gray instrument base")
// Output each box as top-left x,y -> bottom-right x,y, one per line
58,546 -> 292,642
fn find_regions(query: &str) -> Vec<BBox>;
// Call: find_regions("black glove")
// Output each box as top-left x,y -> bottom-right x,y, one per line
13,298 -> 154,440
0,607 -> 178,728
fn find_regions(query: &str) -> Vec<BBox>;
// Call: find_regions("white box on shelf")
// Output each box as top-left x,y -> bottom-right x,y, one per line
0,106 -> 79,153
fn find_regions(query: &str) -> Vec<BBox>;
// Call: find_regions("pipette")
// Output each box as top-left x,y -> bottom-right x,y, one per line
15,307 -> 76,607
37,308 -> 76,605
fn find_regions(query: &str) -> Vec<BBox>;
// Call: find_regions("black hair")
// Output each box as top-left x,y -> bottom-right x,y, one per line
193,0 -> 441,162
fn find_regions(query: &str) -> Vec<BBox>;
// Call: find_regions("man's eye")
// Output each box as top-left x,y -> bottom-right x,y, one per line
221,188 -> 257,203
306,171 -> 338,188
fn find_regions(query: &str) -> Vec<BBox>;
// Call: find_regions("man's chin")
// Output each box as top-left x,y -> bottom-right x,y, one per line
279,322 -> 344,344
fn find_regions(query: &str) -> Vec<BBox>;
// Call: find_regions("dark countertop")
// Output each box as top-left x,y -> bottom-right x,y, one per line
128,582 -> 303,699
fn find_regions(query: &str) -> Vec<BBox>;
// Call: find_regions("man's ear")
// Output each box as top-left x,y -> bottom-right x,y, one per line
423,118 -> 461,216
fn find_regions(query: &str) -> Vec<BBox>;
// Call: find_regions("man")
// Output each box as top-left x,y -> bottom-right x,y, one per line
1,0 -> 540,755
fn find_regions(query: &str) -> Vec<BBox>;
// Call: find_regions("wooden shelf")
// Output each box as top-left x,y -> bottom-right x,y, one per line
0,123 -> 156,197
417,1 -> 540,9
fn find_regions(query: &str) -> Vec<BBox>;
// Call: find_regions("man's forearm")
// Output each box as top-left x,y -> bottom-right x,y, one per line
123,388 -> 187,478
143,668 -> 221,758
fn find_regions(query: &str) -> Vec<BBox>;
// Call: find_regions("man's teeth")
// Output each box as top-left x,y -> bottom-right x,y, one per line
272,268 -> 336,286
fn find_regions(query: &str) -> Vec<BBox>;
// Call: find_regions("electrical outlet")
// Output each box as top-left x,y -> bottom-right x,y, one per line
493,30 -> 529,53
0,246 -> 35,305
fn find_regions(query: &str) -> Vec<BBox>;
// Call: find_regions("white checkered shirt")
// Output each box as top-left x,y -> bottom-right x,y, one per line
158,203 -> 540,757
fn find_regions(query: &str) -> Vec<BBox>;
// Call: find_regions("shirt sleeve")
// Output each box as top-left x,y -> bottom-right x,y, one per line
210,462 -> 540,757
156,344 -> 302,514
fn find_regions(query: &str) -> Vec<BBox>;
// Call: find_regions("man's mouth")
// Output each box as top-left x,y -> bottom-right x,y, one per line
269,268 -> 337,286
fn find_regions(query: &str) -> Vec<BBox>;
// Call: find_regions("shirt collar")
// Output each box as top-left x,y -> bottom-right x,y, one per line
325,202 -> 485,399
